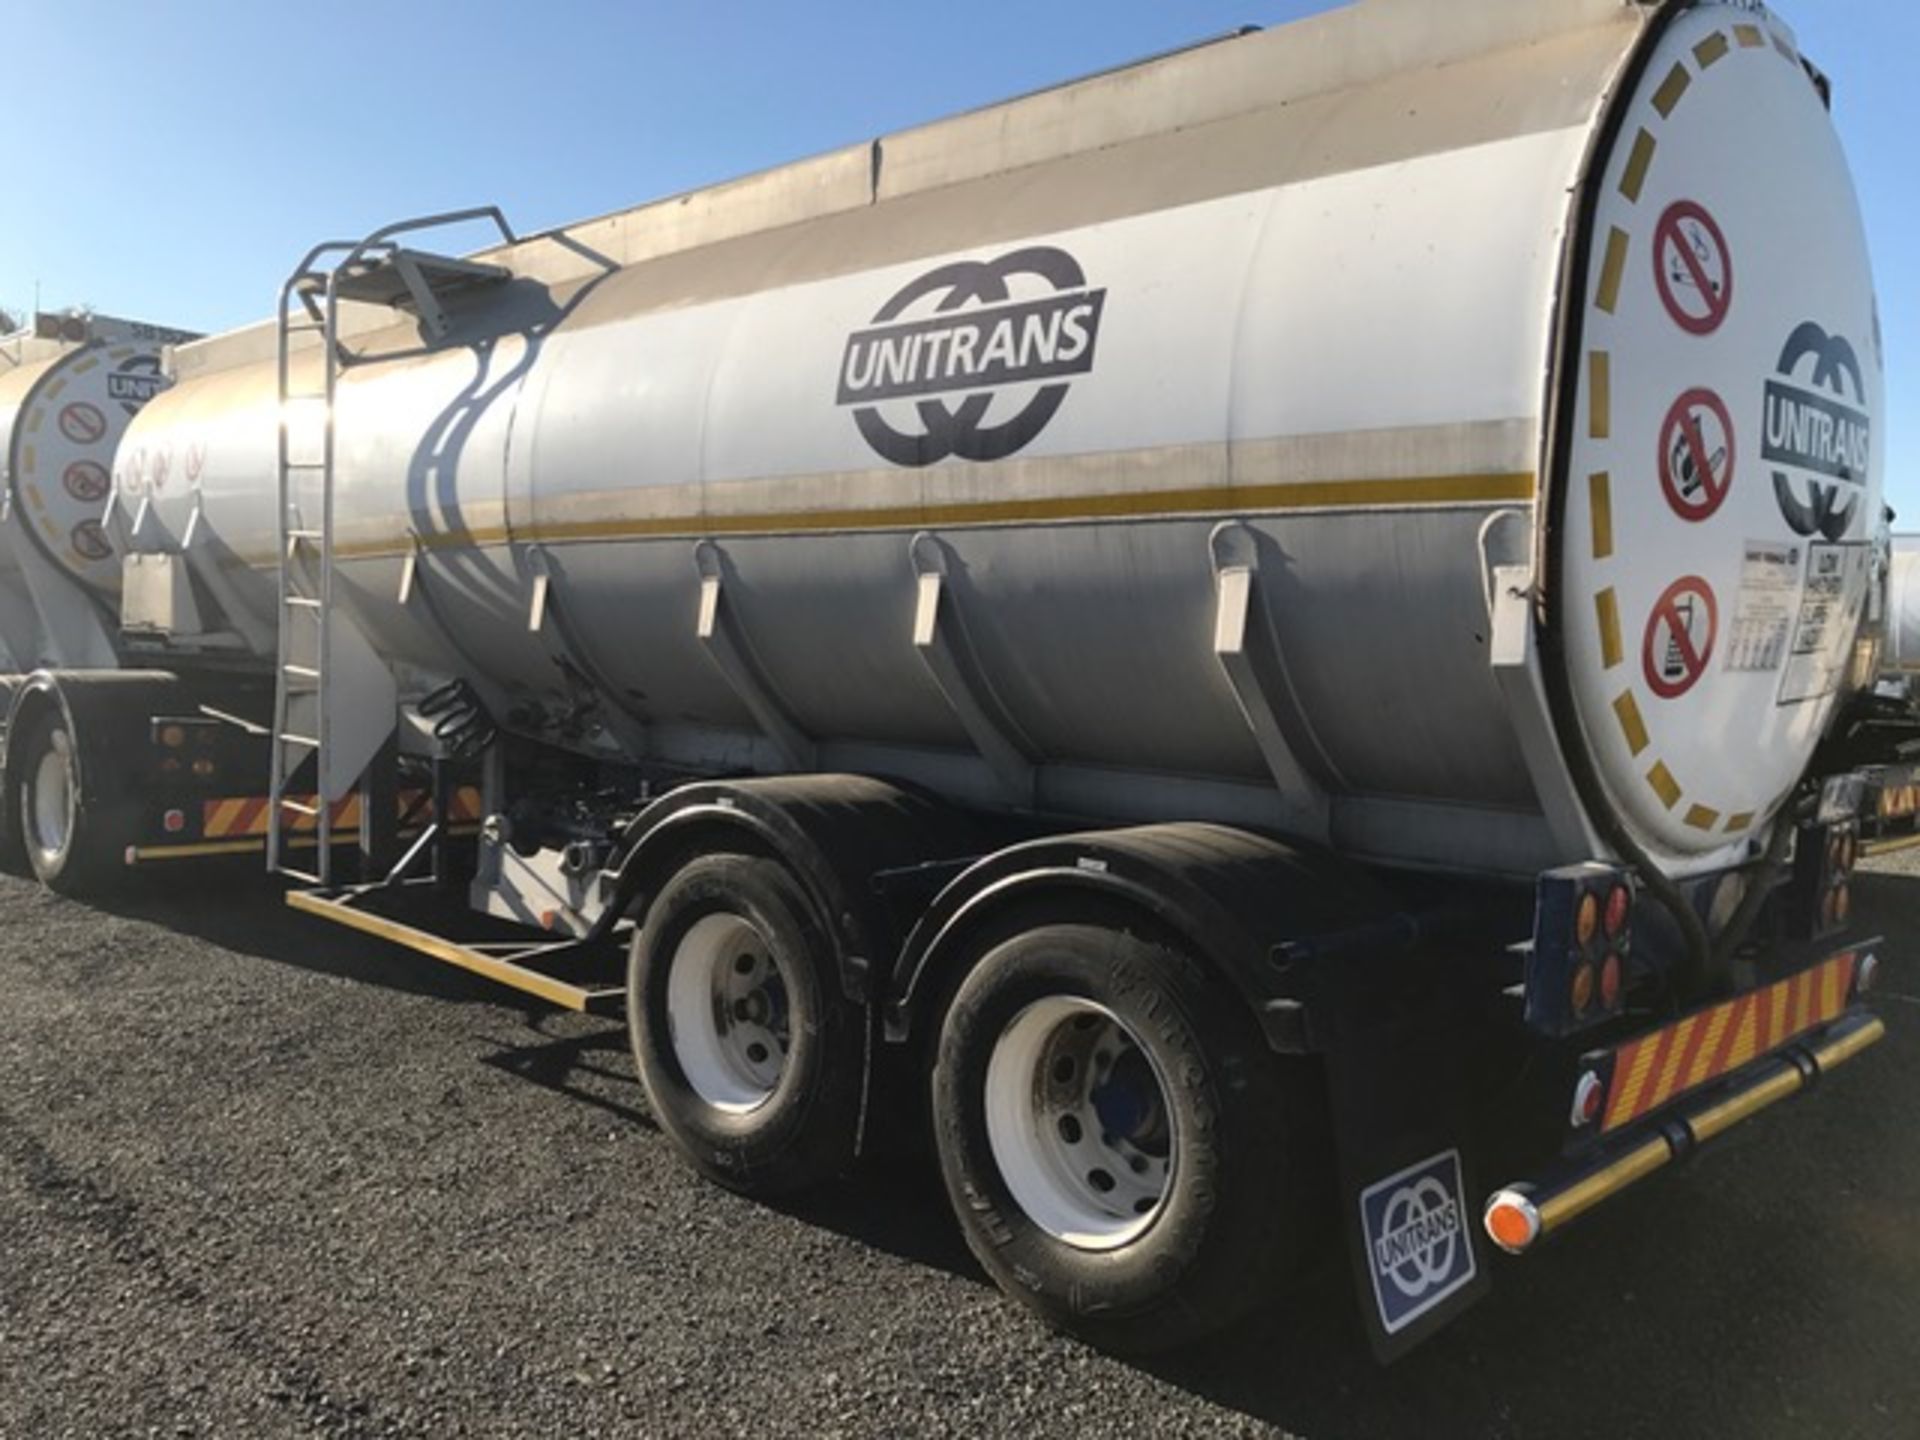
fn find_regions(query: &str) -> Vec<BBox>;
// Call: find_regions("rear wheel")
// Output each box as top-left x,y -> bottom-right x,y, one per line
931,921 -> 1319,1353
628,853 -> 864,1195
14,707 -> 114,896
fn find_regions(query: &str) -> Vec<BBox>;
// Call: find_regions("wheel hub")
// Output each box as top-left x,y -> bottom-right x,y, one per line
664,912 -> 793,1113
984,995 -> 1177,1250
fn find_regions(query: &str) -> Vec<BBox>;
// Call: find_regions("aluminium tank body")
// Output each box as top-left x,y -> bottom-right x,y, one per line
113,0 -> 1884,882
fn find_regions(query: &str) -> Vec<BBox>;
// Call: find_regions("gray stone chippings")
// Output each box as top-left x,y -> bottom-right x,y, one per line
2,857 -> 1917,1439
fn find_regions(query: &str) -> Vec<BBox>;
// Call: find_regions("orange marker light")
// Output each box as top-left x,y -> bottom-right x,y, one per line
1576,892 -> 1601,949
159,724 -> 186,749
1484,1191 -> 1542,1254
1570,961 -> 1597,1017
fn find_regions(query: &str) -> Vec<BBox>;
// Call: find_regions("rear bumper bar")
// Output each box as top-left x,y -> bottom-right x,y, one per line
1484,1008 -> 1885,1253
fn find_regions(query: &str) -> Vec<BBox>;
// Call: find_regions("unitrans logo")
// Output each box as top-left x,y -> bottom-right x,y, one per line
1358,1149 -> 1477,1336
108,354 -> 165,415
1764,321 -> 1871,542
837,246 -> 1106,466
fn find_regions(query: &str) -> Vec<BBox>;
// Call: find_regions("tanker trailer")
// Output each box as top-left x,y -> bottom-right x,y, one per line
7,0 -> 1894,1357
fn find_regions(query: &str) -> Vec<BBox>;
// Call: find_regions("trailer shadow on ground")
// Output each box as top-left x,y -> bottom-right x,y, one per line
49,862 -> 1920,1437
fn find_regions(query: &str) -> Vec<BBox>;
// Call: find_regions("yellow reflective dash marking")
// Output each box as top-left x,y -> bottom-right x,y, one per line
24,408 -> 41,434
1620,130 -> 1657,203
1589,472 -> 1614,558
68,356 -> 98,375
1647,762 -> 1682,810
1589,351 -> 1611,438
1596,228 -> 1630,313
1694,32 -> 1730,69
1614,691 -> 1649,756
1734,24 -> 1765,48
1596,589 -> 1624,669
1725,811 -> 1756,834
42,377 -> 66,399
1685,804 -> 1721,832
1652,64 -> 1692,117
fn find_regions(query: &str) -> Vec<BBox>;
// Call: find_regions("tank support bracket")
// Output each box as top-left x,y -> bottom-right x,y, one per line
1488,563 -> 1603,859
1208,524 -> 1331,840
693,541 -> 817,771
909,532 -> 1037,807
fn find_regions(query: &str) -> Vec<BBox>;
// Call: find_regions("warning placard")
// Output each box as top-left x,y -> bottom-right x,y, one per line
1643,576 -> 1718,701
1779,543 -> 1871,705
1725,541 -> 1801,672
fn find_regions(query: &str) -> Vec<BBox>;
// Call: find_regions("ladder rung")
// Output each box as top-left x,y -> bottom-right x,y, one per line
286,528 -> 325,540
283,663 -> 321,679
278,798 -> 320,817
279,732 -> 321,748
277,868 -> 323,885
285,596 -> 323,611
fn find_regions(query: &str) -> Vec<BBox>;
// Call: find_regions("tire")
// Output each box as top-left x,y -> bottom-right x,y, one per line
931,921 -> 1320,1354
628,853 -> 865,1196
13,706 -> 115,896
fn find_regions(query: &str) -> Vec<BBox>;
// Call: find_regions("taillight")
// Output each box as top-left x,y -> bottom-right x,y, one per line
1525,864 -> 1635,1037
1789,817 -> 1859,942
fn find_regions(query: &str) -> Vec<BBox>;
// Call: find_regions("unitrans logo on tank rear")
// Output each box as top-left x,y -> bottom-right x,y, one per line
837,246 -> 1106,467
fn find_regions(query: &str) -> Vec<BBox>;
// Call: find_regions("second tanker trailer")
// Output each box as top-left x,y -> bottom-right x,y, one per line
0,0 -> 1893,1357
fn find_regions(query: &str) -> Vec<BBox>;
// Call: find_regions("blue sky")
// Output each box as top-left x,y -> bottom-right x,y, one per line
2,1 -> 1914,514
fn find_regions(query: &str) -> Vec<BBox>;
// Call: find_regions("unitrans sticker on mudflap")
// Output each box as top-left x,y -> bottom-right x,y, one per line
1359,1150 -> 1477,1336
837,246 -> 1106,466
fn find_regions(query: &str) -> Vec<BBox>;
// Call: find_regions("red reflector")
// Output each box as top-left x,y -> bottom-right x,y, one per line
1571,1070 -> 1606,1127
162,809 -> 186,834
1600,951 -> 1623,1010
1604,884 -> 1631,940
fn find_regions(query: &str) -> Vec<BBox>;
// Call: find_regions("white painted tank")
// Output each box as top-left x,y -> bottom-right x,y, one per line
112,0 -> 1883,880
1883,540 -> 1920,673
0,314 -> 187,668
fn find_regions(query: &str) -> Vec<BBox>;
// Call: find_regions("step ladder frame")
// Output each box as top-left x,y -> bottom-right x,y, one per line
268,206 -> 516,886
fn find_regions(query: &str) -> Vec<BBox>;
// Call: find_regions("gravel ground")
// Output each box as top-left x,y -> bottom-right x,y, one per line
1,854 -> 1916,1439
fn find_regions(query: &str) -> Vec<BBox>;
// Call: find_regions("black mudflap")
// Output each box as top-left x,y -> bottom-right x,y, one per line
1318,1001 -> 1493,1362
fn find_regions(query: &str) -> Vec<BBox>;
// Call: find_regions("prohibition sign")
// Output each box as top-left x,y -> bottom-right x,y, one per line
1654,201 -> 1733,336
70,519 -> 113,564
62,459 -> 111,503
1643,575 -> 1719,701
1659,387 -> 1735,522
57,401 -> 107,446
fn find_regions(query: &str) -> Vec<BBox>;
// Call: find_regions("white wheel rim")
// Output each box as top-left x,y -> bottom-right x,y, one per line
983,995 -> 1176,1251
28,734 -> 72,863
664,912 -> 792,1114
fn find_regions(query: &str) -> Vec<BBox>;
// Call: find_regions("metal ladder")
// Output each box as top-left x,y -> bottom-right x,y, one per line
268,207 -> 516,885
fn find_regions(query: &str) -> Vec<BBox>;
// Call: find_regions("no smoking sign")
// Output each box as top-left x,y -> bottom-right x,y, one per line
1659,388 -> 1735,522
1654,200 -> 1733,336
